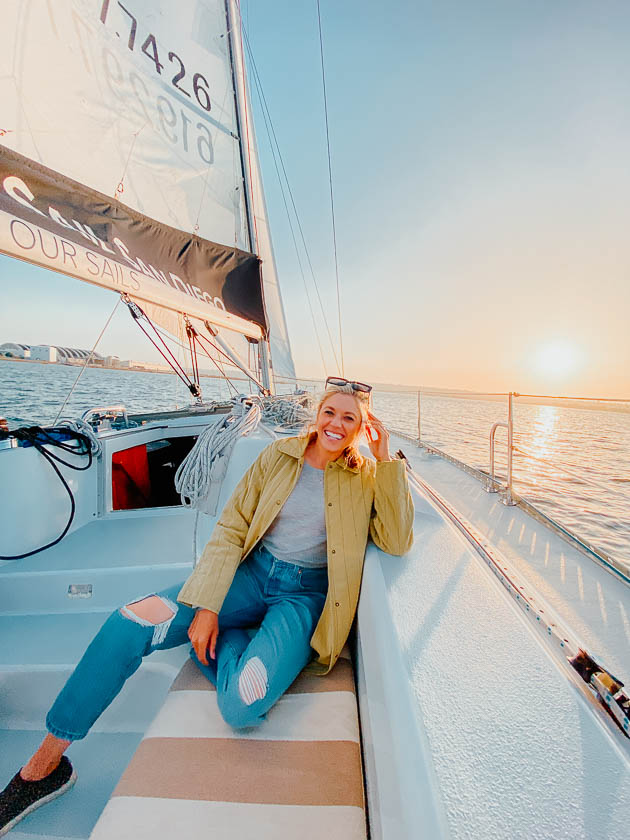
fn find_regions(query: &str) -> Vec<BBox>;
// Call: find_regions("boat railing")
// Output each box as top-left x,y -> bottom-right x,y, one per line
385,387 -> 630,582
488,391 -> 515,505
392,387 -> 517,505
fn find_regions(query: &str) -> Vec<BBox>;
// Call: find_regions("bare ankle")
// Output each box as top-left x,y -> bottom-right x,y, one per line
20,735 -> 71,781
20,761 -> 58,782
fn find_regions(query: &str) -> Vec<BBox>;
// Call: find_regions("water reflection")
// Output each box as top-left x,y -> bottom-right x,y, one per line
528,405 -> 559,463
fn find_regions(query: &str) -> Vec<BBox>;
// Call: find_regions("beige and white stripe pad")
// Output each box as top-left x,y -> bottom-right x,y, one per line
90,648 -> 366,839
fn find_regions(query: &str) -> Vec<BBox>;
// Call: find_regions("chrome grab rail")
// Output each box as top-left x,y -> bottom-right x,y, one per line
487,392 -> 515,505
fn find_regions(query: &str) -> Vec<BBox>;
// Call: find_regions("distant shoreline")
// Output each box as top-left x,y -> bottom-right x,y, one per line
0,354 -> 248,382
1,356 -> 628,412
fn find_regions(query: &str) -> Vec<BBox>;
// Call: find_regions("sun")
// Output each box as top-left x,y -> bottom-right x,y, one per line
533,340 -> 582,378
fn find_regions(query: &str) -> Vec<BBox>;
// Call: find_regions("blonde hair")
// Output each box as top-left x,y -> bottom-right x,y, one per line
306,384 -> 368,468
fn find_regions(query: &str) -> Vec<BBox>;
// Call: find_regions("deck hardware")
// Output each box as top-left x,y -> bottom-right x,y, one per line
81,405 -> 130,432
487,392 -> 516,505
68,584 -> 93,599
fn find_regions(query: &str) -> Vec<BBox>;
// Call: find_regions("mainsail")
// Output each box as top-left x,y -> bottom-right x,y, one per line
0,0 -> 296,383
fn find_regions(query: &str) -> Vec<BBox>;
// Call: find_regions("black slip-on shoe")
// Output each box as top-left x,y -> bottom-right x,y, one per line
0,756 -> 76,837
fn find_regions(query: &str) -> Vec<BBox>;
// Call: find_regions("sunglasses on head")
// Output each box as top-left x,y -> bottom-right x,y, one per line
325,376 -> 372,396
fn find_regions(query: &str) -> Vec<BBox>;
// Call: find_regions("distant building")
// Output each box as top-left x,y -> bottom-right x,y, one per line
119,359 -> 171,372
53,346 -> 104,364
0,343 -> 104,364
30,345 -> 58,362
0,342 -> 30,358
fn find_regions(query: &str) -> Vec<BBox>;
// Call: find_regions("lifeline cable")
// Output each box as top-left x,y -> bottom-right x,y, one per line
0,427 -> 93,560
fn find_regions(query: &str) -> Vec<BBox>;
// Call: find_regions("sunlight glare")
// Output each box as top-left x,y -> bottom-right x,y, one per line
533,341 -> 582,378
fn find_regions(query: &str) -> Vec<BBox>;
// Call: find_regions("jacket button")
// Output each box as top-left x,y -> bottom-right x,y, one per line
331,549 -> 336,554
276,500 -> 281,505
328,502 -> 332,507
335,602 -> 340,607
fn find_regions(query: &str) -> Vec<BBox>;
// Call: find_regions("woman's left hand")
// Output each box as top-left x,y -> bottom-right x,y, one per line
365,412 -> 392,462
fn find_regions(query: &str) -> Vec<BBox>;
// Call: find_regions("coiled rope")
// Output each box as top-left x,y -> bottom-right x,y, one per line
57,418 -> 103,458
261,392 -> 314,433
175,392 -> 315,563
175,395 -> 262,511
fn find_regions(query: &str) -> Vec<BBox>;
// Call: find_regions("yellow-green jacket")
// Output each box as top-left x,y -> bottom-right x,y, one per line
177,434 -> 414,673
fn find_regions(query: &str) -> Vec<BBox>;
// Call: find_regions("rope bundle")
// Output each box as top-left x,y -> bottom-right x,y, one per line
261,392 -> 314,433
174,396 -> 262,511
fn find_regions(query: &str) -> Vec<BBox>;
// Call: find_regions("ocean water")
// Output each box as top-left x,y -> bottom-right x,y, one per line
1,360 -> 629,571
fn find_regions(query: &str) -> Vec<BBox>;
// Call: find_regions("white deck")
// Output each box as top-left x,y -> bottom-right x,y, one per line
398,437 -> 629,682
356,433 -> 629,840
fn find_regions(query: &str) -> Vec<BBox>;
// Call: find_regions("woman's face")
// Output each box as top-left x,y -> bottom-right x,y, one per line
314,392 -> 363,457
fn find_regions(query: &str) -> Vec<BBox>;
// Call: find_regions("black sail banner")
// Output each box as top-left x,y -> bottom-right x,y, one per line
0,147 -> 265,338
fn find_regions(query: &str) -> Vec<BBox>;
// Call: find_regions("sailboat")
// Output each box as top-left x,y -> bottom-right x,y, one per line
1,1 -> 628,838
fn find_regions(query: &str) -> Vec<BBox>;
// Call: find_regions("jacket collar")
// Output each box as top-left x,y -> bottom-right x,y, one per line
277,433 -> 362,473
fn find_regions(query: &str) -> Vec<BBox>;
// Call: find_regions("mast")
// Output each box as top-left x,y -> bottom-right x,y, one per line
224,0 -> 274,395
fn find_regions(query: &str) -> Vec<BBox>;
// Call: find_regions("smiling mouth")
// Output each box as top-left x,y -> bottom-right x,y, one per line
324,430 -> 344,441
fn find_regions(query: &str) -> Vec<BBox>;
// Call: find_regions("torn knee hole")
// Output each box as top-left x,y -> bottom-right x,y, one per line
122,595 -> 176,625
120,595 -> 178,646
238,657 -> 268,705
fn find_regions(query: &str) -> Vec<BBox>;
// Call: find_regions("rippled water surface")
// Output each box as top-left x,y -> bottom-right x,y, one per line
1,360 -> 629,571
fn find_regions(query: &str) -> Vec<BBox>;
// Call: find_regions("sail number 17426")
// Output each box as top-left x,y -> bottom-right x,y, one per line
99,0 -> 212,114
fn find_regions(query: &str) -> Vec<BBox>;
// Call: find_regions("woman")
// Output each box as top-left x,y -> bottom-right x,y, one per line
0,378 -> 414,834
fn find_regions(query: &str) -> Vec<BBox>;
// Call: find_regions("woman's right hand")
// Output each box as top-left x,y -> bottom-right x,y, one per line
188,608 -> 219,665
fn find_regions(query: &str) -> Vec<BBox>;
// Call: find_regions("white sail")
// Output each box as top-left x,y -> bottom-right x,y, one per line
0,0 -> 295,376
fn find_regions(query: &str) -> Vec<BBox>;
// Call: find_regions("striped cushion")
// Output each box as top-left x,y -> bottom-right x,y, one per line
90,648 -> 366,839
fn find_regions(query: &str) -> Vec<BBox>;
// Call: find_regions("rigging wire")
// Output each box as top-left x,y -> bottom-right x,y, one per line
53,296 -> 122,424
151,321 -> 263,395
184,319 -> 241,396
316,0 -> 344,376
123,298 -> 201,400
240,21 -> 341,374
195,330 -> 261,393
241,34 -> 327,377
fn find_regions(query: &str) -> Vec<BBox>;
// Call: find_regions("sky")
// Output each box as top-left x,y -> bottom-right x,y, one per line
1,0 -> 629,398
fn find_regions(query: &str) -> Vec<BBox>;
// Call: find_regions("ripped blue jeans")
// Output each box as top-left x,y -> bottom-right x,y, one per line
46,544 -> 328,737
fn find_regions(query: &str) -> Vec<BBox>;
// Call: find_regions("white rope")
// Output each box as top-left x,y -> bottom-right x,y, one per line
175,395 -> 262,511
57,418 -> 102,458
176,393 -> 315,565
261,392 -> 314,433
174,395 -> 262,565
